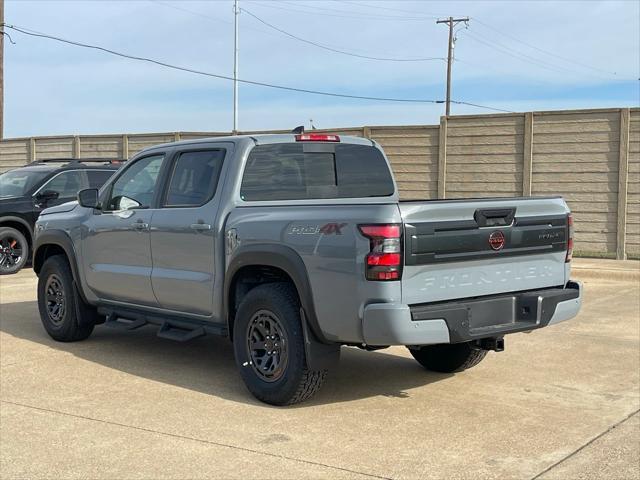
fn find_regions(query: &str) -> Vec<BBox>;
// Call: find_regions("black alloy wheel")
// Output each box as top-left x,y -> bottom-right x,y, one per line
246,309 -> 289,382
0,228 -> 28,274
44,274 -> 66,325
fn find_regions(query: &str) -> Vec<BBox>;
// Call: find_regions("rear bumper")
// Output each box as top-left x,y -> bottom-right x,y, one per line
362,281 -> 582,346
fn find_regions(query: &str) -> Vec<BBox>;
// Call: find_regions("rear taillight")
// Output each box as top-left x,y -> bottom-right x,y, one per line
295,134 -> 340,142
358,224 -> 402,281
566,213 -> 573,263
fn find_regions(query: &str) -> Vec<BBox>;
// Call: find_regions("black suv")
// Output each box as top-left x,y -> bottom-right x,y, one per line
0,158 -> 123,274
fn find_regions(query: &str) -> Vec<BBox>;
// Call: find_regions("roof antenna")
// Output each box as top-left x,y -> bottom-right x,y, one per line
291,126 -> 304,134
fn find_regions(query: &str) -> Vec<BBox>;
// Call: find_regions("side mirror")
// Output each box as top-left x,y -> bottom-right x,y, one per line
78,188 -> 99,209
37,190 -> 59,203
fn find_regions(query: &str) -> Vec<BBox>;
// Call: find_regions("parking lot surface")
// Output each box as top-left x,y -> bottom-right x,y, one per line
1,262 -> 639,479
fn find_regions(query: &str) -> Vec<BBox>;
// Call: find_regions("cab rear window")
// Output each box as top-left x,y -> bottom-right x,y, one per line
240,143 -> 394,201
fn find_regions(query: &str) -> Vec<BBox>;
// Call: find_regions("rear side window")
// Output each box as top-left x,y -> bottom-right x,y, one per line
240,143 -> 394,201
164,150 -> 225,207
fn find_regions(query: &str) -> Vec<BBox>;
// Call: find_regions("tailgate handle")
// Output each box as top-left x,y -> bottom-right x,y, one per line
474,208 -> 516,227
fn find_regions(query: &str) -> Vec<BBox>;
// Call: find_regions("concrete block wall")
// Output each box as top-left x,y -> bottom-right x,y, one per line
1,107 -> 637,258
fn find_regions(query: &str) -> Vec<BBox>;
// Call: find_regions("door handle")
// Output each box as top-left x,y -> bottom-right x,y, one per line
132,220 -> 149,231
190,223 -> 212,231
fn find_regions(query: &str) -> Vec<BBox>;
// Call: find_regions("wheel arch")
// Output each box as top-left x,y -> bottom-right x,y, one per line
224,244 -> 327,344
32,230 -> 88,304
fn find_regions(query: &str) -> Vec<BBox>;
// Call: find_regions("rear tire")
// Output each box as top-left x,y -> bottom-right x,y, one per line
0,227 -> 29,275
409,342 -> 487,373
233,283 -> 328,406
37,255 -> 95,342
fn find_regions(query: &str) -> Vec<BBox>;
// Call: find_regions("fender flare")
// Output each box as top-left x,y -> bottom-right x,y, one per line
32,229 -> 89,304
224,243 -> 340,370
0,216 -> 34,244
224,243 -> 326,341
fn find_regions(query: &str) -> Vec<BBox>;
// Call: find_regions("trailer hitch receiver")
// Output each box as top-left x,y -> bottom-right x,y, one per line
477,337 -> 505,352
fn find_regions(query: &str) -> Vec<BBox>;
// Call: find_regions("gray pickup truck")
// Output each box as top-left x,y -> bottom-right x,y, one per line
33,132 -> 582,405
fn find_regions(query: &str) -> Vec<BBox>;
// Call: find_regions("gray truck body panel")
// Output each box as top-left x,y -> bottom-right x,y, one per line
33,134 -> 582,347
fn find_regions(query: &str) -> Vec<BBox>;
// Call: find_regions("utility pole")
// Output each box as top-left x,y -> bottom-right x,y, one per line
0,0 -> 4,140
233,0 -> 239,133
436,16 -> 469,117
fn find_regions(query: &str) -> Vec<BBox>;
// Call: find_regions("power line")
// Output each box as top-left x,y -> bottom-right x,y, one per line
337,1 -> 627,79
340,1 -> 442,18
454,57 -> 552,85
462,29 -> 577,76
465,29 -> 595,76
2,23 -> 514,113
150,0 -> 280,39
240,7 -> 445,62
279,0 -> 435,20
462,28 -> 627,81
152,0 -> 442,63
152,0 -> 232,26
453,101 -> 513,113
243,0 -> 429,22
471,17 -> 621,78
0,24 -> 439,104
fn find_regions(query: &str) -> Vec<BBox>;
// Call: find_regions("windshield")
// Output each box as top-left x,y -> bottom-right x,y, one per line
0,169 -> 50,198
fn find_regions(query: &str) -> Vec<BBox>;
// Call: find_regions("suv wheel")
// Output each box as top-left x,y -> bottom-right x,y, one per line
37,255 -> 95,342
0,227 -> 29,275
233,283 -> 328,406
408,342 -> 488,373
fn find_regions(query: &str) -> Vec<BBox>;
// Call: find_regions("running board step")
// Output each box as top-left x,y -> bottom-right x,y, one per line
157,322 -> 206,342
103,314 -> 147,330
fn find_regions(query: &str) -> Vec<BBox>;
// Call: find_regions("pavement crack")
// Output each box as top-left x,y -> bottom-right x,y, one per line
0,399 -> 392,480
529,408 -> 640,480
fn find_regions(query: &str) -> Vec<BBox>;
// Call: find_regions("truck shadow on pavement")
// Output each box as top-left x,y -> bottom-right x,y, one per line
1,301 -> 451,406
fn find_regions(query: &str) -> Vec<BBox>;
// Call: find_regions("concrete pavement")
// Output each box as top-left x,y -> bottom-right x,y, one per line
571,258 -> 640,282
0,263 -> 638,479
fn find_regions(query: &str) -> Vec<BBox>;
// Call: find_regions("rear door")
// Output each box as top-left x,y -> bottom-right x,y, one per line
149,146 -> 227,316
400,197 -> 569,305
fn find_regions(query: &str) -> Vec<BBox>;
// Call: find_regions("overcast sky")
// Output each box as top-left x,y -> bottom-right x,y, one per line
3,0 -> 639,138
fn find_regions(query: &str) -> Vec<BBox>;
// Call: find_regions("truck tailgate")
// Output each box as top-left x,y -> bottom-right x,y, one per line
400,197 -> 570,305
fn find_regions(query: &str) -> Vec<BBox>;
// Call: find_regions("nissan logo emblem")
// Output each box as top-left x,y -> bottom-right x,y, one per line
489,231 -> 505,251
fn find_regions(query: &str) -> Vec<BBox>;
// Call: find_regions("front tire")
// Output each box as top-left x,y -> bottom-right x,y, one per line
409,342 -> 487,373
0,227 -> 29,275
233,283 -> 327,406
37,255 -> 95,342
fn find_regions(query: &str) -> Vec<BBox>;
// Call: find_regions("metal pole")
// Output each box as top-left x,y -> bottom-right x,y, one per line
445,16 -> 453,117
437,16 -> 469,117
233,0 -> 239,133
0,0 -> 5,140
